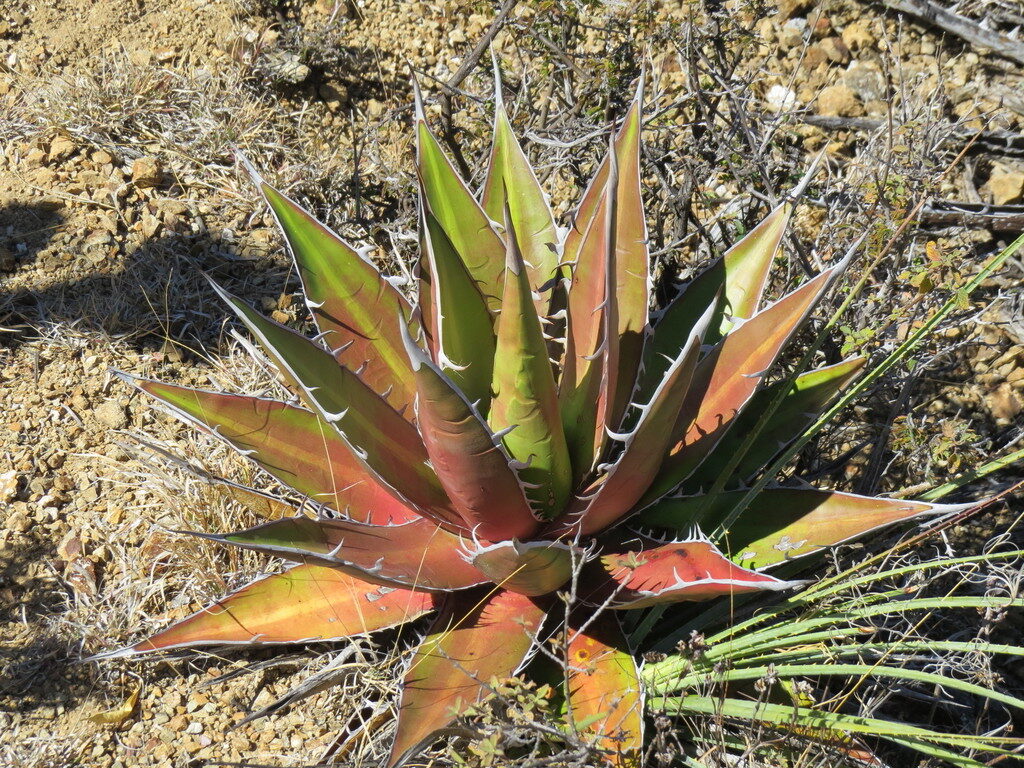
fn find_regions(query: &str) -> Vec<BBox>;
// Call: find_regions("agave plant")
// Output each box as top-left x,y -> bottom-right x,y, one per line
97,75 -> 968,766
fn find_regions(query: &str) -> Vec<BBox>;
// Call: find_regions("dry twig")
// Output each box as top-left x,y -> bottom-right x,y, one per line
880,0 -> 1024,65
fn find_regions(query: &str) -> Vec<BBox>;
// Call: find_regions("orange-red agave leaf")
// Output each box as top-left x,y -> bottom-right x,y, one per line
105,565 -> 437,656
402,324 -> 539,541
637,201 -> 793,401
687,356 -> 867,490
120,375 -> 418,525
211,281 -> 460,528
560,135 -> 623,478
562,80 -> 648,420
469,540 -> 575,596
557,301 -> 714,536
388,588 -> 547,766
640,489 -> 971,569
489,205 -> 571,518
244,160 -> 417,412
580,534 -> 802,609
192,516 -> 489,591
645,262 -> 846,501
565,612 -> 643,767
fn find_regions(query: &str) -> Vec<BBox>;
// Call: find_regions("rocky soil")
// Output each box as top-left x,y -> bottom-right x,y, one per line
1,1 -> 1023,766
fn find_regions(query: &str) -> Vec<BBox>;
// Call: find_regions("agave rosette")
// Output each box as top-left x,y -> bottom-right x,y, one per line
100,76 -> 964,766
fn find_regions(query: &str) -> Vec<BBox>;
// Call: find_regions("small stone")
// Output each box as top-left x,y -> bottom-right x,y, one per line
841,20 -> 875,51
810,15 -> 832,39
765,84 -> 799,113
989,382 -> 1022,421
780,18 -> 807,49
270,309 -> 290,324
776,0 -> 810,20
0,471 -> 19,502
48,135 -> 77,162
819,36 -> 850,64
91,149 -> 114,165
815,84 -> 863,117
842,61 -> 886,102
988,165 -> 1024,205
93,402 -> 128,430
803,45 -> 828,69
131,156 -> 162,188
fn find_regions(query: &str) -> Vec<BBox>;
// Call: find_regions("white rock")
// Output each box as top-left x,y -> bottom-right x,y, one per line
766,84 -> 799,113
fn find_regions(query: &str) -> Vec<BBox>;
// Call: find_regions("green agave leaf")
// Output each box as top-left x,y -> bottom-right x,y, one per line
121,375 -> 419,525
489,204 -> 571,518
388,588 -> 547,766
481,65 -> 561,309
685,356 -> 867,491
401,323 -> 540,541
419,202 -> 497,407
209,280 -> 460,528
469,539 -> 575,597
191,515 -> 488,591
243,159 -> 417,413
414,79 -> 506,312
102,565 -> 437,656
580,535 -> 803,610
640,488 -> 968,569
560,299 -> 714,537
644,260 -> 846,503
565,612 -> 644,767
637,200 -> 794,403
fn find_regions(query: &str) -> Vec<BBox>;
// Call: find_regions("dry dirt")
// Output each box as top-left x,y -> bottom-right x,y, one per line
2,1 -> 1023,766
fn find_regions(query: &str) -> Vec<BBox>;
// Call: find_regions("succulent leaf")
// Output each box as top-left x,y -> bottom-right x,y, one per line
489,205 -> 572,518
251,172 -> 417,412
687,356 -> 867,490
414,82 -> 506,312
481,70 -> 561,308
560,135 -> 622,479
580,534 -> 803,609
402,323 -> 540,541
389,588 -> 547,766
210,281 -> 458,527
639,488 -> 968,569
562,81 -> 649,405
113,565 -> 437,655
419,201 -> 497,406
565,612 -> 644,767
469,539 -> 576,596
123,375 -> 419,525
558,299 -> 714,537
191,515 -> 488,591
645,264 -> 845,502
637,201 -> 793,400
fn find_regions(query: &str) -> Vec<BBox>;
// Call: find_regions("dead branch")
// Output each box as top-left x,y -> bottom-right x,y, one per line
919,200 -> 1024,230
800,114 -> 1024,158
880,0 -> 1024,66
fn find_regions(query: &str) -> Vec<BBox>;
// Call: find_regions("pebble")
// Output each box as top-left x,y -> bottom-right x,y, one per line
815,83 -> 863,117
765,84 -> 799,113
131,157 -> 162,188
988,166 -> 1024,205
93,402 -> 128,430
